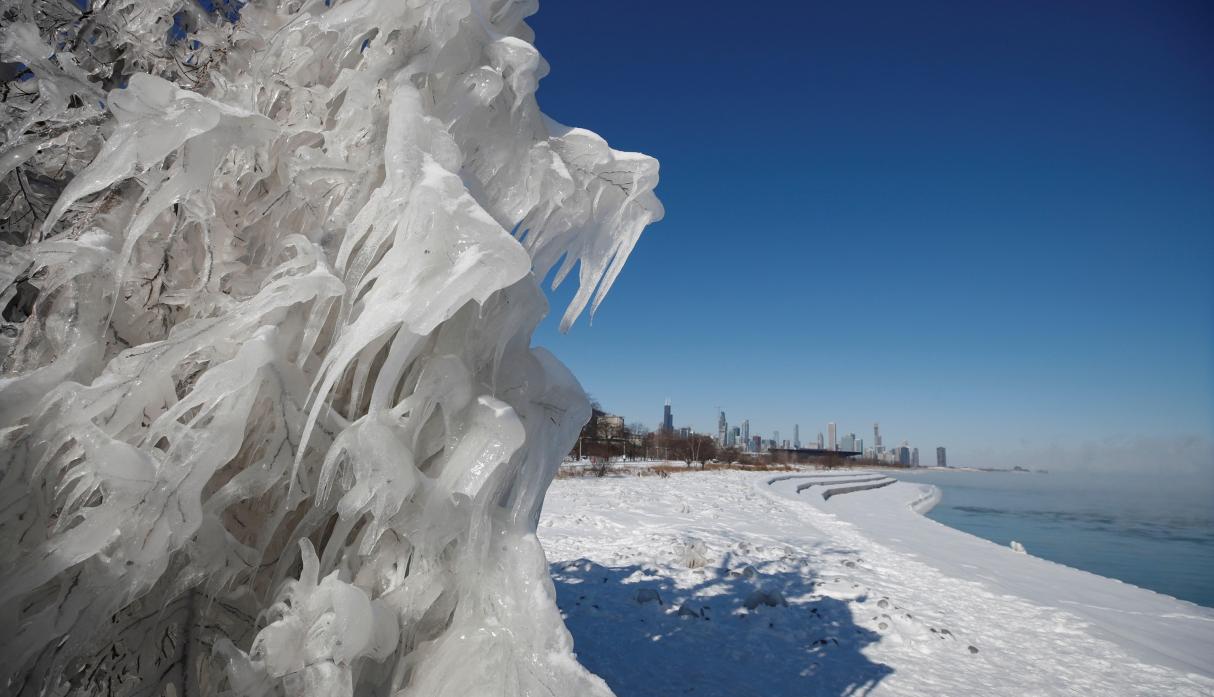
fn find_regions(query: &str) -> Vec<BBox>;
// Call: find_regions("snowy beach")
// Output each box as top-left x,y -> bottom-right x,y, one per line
539,469 -> 1214,696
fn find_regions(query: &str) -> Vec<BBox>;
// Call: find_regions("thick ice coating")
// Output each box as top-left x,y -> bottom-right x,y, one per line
0,1 -> 661,695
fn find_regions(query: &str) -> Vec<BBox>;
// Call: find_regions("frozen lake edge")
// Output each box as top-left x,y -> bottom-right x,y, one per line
763,470 -> 1214,679
540,469 -> 1214,696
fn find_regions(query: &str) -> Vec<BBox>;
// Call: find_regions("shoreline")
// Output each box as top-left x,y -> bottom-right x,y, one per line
763,471 -> 1214,678
540,469 -> 1214,695
886,466 -> 1214,609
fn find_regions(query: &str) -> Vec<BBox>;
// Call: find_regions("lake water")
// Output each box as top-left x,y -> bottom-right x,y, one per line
889,469 -> 1214,608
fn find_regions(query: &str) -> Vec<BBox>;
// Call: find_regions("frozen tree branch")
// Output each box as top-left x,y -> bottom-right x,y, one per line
0,1 -> 662,695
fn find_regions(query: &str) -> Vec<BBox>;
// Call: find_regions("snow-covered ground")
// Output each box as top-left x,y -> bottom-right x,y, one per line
538,469 -> 1214,696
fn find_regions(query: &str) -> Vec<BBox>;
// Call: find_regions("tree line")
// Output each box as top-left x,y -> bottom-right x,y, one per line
569,406 -> 753,465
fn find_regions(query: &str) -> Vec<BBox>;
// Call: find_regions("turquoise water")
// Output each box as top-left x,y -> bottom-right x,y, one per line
890,469 -> 1214,608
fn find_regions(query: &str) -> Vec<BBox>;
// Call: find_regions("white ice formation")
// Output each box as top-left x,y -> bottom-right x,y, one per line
0,1 -> 661,695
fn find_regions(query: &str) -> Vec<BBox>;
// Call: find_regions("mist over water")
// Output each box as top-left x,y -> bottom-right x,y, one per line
891,469 -> 1214,608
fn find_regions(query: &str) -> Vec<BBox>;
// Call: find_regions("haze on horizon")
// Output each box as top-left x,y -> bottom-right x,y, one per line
529,1 -> 1214,471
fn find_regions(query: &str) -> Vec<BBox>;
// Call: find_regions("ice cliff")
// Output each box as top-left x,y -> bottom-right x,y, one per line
0,1 -> 661,695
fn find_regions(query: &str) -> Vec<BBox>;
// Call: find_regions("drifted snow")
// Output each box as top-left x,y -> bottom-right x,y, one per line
539,470 -> 1214,696
0,2 -> 659,696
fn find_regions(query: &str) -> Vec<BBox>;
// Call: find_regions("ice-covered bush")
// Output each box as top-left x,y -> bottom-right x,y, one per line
0,1 -> 661,695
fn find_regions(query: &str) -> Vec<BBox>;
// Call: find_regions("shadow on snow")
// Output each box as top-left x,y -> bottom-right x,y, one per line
551,557 -> 893,697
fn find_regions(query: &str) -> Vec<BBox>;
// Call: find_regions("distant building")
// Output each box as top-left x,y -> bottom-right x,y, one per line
912,447 -> 919,467
773,430 -> 780,446
841,432 -> 856,451
717,410 -> 728,445
793,424 -> 800,449
817,432 -> 824,448
741,420 -> 750,450
873,422 -> 882,453
662,399 -> 673,433
678,427 -> 691,438
599,414 -> 625,438
828,422 -> 837,451
897,445 -> 911,466
752,435 -> 762,452
937,447 -> 947,467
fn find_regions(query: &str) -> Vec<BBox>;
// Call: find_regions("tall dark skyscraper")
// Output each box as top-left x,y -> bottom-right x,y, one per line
717,410 -> 727,445
937,447 -> 947,467
873,422 -> 882,452
662,399 -> 673,433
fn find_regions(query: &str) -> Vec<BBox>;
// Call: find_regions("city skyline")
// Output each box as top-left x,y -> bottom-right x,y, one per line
649,398 -> 935,462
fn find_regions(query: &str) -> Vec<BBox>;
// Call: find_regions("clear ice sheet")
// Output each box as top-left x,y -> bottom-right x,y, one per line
0,1 -> 661,695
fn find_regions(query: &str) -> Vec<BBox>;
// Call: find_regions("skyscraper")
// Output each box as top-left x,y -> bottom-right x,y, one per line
828,422 -> 837,450
937,447 -> 947,467
662,399 -> 673,433
717,410 -> 727,445
793,424 -> 800,449
873,422 -> 882,453
817,432 -> 824,448
841,432 -> 856,451
741,419 -> 750,449
912,447 -> 919,467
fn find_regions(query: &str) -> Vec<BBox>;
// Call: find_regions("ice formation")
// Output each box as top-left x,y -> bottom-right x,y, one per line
0,1 -> 661,695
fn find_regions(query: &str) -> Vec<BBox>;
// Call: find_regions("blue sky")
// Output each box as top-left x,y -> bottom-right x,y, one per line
527,1 -> 1214,466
